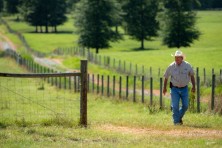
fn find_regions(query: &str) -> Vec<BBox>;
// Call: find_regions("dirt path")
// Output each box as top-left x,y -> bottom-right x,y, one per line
0,32 -> 68,71
96,124 -> 222,139
0,32 -> 16,50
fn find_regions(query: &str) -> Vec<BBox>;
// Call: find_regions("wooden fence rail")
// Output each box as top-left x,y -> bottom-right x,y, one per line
3,49 -> 88,127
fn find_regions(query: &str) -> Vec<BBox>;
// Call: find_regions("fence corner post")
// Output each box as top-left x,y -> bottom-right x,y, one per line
80,60 -> 88,127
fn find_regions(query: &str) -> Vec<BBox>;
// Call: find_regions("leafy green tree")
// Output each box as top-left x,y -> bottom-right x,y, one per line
4,0 -> 19,14
112,0 -> 123,34
49,0 -> 67,32
0,0 -> 3,13
212,0 -> 222,8
19,0 -> 44,32
161,0 -> 200,49
66,0 -> 80,12
197,0 -> 222,9
122,0 -> 159,49
19,0 -> 67,33
75,0 -> 121,54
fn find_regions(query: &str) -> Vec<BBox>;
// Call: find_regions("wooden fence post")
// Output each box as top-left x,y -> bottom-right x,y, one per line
142,76 -> 144,103
203,68 -> 206,85
107,75 -> 110,97
74,76 -> 77,92
80,60 -> 88,127
69,76 -> 71,90
97,74 -> 100,94
196,67 -> 199,84
126,76 -> 129,100
113,76 -> 115,97
197,76 -> 200,113
124,61 -> 126,73
150,77 -> 153,105
133,76 -> 136,102
160,77 -> 163,109
92,74 -> 94,93
87,74 -> 90,92
119,76 -> 122,98
102,75 -> 104,95
64,76 -> 66,89
51,69 -> 54,86
211,74 -> 215,111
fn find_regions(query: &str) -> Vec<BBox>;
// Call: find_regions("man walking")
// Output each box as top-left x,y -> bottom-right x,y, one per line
163,50 -> 195,125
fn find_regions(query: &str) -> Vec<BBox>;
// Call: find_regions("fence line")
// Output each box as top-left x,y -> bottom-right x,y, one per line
5,48 -> 222,113
53,47 -> 222,86
1,19 -> 221,114
1,18 -> 46,57
3,49 -> 88,127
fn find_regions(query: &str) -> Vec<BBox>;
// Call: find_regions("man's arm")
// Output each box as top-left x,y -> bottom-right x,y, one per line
191,75 -> 195,93
163,78 -> 168,95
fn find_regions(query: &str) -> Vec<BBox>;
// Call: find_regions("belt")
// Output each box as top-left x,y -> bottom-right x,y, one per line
173,85 -> 187,89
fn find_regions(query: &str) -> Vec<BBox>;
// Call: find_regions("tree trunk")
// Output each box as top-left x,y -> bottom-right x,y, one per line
115,25 -> 118,33
40,26 -> 43,33
45,25 -> 48,33
35,26 -> 38,33
54,26 -> 57,33
141,38 -> 144,49
96,48 -> 99,54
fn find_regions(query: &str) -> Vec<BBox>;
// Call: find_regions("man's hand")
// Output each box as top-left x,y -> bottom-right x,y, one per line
191,87 -> 195,93
191,75 -> 196,93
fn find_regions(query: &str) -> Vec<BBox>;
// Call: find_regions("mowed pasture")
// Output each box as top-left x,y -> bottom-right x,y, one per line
0,57 -> 222,147
2,11 -> 222,75
1,11 -> 222,102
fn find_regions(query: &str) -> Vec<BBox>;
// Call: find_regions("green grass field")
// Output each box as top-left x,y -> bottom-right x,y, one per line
0,57 -> 222,147
1,11 -> 221,110
3,11 -> 222,75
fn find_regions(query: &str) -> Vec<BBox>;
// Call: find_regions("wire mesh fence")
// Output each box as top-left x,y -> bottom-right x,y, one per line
0,75 -> 81,125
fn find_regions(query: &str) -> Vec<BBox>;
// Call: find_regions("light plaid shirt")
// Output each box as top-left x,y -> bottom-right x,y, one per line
164,61 -> 194,87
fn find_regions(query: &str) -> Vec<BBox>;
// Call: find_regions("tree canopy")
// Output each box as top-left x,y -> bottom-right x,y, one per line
74,0 -> 121,54
19,0 -> 67,33
4,0 -> 19,14
161,0 -> 200,49
0,0 -> 3,13
122,0 -> 159,49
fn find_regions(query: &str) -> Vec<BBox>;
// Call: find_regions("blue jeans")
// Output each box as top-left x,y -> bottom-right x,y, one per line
170,86 -> 189,124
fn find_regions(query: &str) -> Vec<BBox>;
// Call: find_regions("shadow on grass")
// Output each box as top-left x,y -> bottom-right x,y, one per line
184,124 -> 211,129
121,47 -> 159,52
27,31 -> 73,34
0,122 -> 7,129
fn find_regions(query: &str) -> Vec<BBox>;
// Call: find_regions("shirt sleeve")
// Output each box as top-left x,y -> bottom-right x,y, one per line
189,65 -> 195,76
164,66 -> 171,79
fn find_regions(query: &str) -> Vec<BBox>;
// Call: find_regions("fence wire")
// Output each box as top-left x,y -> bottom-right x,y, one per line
0,77 -> 80,124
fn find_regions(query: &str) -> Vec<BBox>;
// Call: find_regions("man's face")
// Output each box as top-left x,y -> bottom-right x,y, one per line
175,56 -> 183,65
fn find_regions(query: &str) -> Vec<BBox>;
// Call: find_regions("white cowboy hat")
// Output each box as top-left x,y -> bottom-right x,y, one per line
171,50 -> 184,58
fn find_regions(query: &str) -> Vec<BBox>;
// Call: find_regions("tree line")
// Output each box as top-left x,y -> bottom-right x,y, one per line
0,0 -> 219,53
